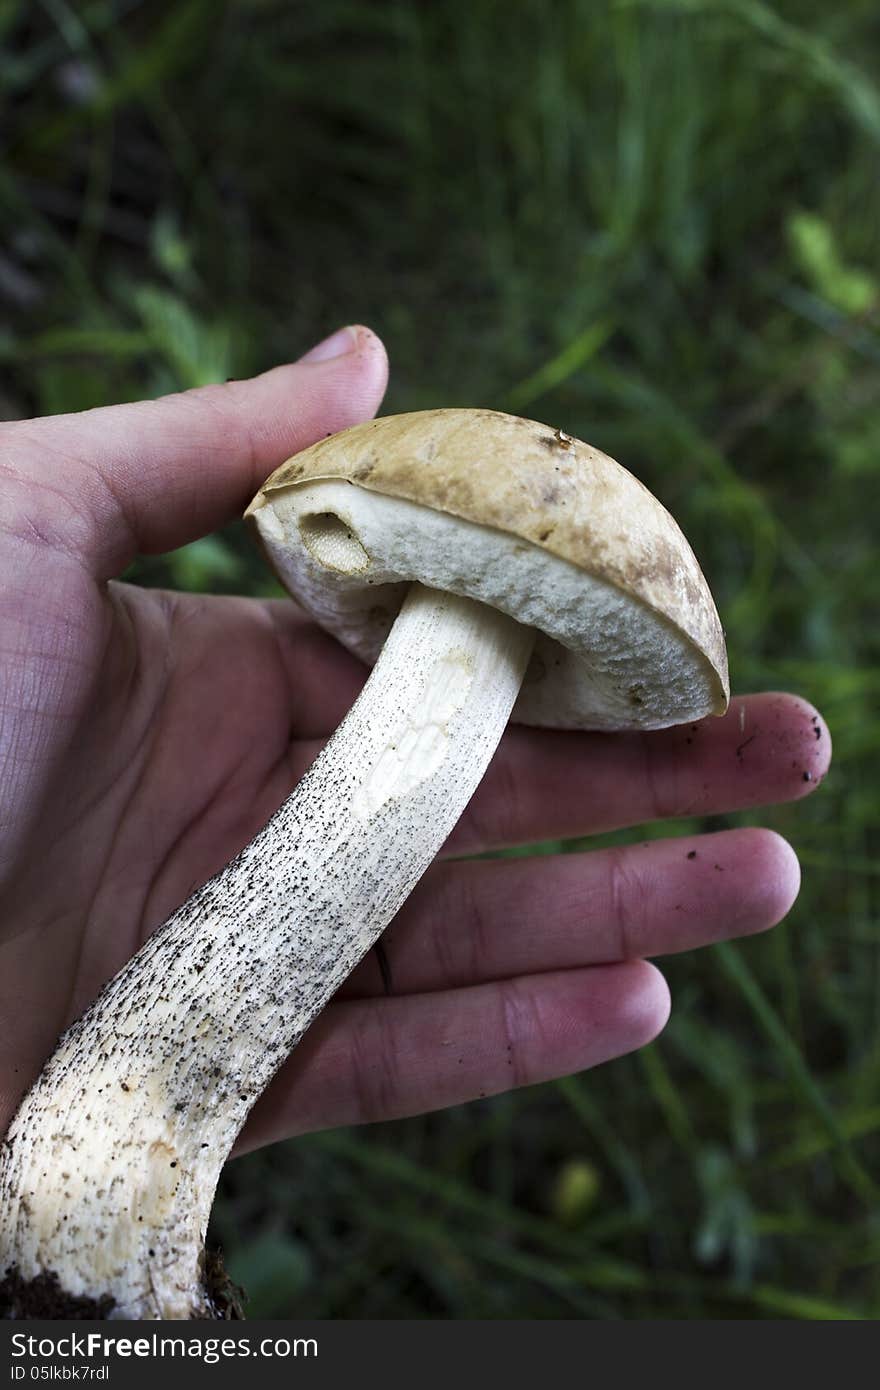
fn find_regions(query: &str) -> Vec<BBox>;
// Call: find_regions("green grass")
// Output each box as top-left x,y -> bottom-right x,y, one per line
2,0 -> 878,1318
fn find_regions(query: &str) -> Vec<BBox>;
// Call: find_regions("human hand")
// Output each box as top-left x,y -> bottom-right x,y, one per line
0,326 -> 831,1153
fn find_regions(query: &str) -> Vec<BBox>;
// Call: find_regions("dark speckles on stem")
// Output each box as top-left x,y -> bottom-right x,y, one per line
736,734 -> 756,759
687,850 -> 697,860
0,588 -> 530,1318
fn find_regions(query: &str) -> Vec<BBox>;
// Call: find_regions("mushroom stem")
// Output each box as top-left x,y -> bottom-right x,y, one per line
0,583 -> 534,1320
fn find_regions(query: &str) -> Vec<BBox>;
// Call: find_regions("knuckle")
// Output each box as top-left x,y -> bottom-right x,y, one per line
497,977 -> 544,1089
605,846 -> 645,960
345,1001 -> 400,1125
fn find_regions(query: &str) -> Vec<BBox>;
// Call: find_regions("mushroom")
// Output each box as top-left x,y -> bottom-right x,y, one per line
0,408 -> 728,1319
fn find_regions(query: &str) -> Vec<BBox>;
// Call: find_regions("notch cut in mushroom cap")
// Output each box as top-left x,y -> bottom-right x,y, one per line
246,408 -> 729,729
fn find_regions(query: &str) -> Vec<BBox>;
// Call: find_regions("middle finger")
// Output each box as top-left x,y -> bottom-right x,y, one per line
341,826 -> 799,999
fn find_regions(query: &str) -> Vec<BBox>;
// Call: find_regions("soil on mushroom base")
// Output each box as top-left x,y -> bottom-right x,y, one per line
0,1264 -> 115,1319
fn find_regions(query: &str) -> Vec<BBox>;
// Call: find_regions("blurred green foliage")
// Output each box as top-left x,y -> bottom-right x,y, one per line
2,0 -> 878,1318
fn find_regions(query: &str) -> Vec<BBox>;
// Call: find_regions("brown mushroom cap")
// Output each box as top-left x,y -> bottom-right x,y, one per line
246,408 -> 729,731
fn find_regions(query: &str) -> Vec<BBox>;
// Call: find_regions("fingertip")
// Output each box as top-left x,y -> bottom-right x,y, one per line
297,322 -> 388,393
257,323 -> 389,445
350,322 -> 390,373
350,325 -> 390,415
741,827 -> 802,930
695,827 -> 801,946
622,960 -> 671,1050
793,695 -> 832,788
763,691 -> 832,797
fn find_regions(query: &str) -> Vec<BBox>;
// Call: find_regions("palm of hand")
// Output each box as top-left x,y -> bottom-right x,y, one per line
0,560 -> 347,1103
0,339 -> 829,1157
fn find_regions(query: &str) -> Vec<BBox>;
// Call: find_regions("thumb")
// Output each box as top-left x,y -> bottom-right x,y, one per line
3,325 -> 388,579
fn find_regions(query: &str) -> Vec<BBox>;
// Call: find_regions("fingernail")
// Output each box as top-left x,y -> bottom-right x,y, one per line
299,325 -> 359,363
